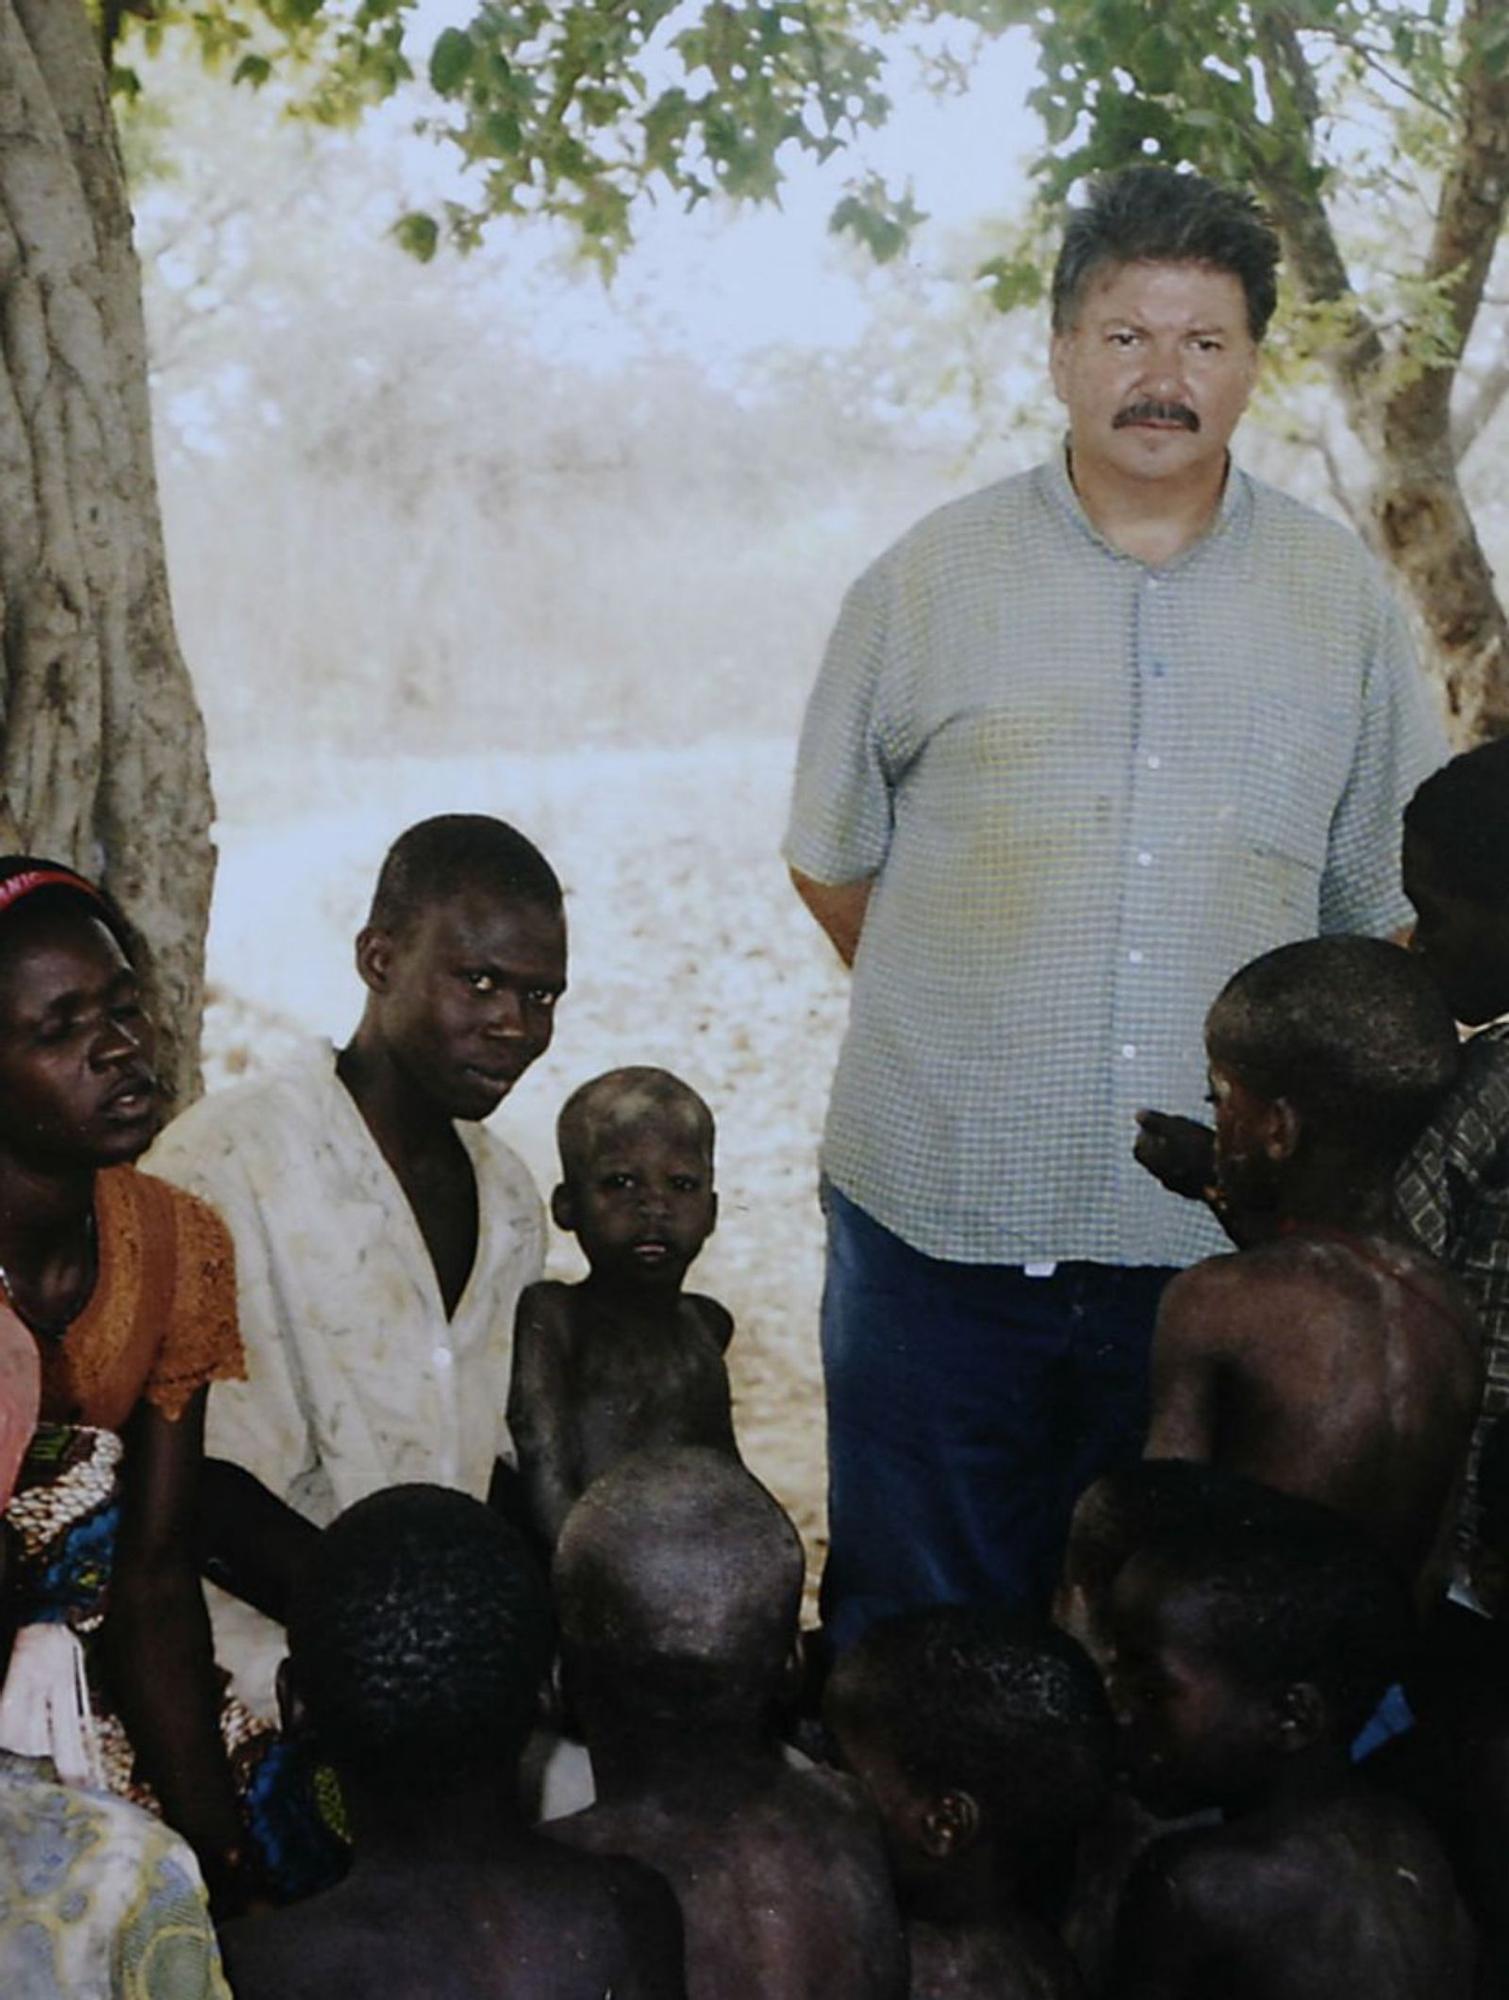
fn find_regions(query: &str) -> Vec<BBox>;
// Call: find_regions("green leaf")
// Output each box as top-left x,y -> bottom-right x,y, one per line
428,27 -> 475,96
232,53 -> 273,89
392,210 -> 440,262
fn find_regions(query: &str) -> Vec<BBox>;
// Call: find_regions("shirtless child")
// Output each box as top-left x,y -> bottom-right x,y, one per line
1106,1498 -> 1476,1998
549,1447 -> 907,1999
825,1607 -> 1112,2000
508,1070 -> 738,1552
1142,937 -> 1480,1595
220,1484 -> 685,2000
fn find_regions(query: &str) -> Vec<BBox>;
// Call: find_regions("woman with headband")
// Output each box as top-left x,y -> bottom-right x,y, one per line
0,858 -> 280,1912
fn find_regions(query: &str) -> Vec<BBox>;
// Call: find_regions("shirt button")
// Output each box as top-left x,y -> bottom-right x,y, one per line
1121,1043 -> 1138,1059
1129,949 -> 1145,965
1137,850 -> 1153,866
433,1347 -> 454,1371
1147,754 -> 1161,770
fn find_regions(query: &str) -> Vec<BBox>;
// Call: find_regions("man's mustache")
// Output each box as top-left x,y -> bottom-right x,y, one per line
1114,399 -> 1200,432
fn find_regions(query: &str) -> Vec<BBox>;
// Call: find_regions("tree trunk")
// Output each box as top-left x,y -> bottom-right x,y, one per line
0,0 -> 213,1105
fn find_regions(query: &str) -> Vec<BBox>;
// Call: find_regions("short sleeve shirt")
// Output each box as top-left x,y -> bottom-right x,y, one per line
785,451 -> 1448,1266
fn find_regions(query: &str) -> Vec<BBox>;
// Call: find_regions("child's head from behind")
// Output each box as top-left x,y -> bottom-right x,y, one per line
286,1484 -> 552,1802
1204,936 -> 1459,1211
1058,1460 -> 1261,1670
553,1069 -> 717,1290
1403,737 -> 1509,1027
555,1447 -> 800,1734
1109,1495 -> 1412,1818
826,1608 -> 1113,1885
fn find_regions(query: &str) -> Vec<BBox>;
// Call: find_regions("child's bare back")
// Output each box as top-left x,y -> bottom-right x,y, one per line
1113,1787 -> 1474,2000
554,1757 -> 904,2000
1148,1227 -> 1480,1585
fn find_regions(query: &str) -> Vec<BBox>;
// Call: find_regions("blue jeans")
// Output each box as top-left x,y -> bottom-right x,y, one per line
819,1182 -> 1174,1652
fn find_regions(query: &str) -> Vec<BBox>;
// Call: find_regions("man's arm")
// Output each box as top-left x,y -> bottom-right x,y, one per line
789,868 -> 873,969
1143,1266 -> 1229,1462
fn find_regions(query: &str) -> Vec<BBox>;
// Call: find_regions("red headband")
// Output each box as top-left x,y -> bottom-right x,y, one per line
0,866 -> 108,925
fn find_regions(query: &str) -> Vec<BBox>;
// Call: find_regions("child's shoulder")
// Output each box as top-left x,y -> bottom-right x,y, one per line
515,1278 -> 581,1337
682,1292 -> 735,1353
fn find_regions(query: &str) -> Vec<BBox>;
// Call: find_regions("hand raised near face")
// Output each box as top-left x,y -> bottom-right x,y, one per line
1133,1110 -> 1216,1200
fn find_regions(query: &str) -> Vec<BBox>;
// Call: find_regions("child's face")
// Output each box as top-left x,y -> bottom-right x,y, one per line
563,1109 -> 716,1287
1204,1048 -> 1284,1214
824,1676 -> 941,1886
1403,829 -> 1509,1028
1108,1558 -> 1280,1817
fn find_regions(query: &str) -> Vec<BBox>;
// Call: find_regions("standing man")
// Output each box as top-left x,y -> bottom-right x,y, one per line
148,814 -> 567,1715
785,166 -> 1446,1650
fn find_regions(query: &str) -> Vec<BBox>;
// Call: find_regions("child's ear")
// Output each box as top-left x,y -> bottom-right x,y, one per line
919,1788 -> 980,1860
1273,1680 -> 1326,1750
550,1183 -> 576,1233
354,924 -> 392,996
1264,1096 -> 1302,1163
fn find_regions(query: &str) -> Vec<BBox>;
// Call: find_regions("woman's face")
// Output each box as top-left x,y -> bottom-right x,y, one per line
0,904 -> 160,1171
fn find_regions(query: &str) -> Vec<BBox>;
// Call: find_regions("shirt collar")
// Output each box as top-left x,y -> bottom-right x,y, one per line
1041,434 -> 1252,568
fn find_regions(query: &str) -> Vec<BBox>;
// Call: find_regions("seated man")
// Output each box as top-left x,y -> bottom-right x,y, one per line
147,814 -> 567,1714
1107,1498 -> 1476,1997
0,1302 -> 231,1999
219,1485 -> 684,2000
508,1067 -> 739,1555
825,1606 -> 1112,1999
1143,937 -> 1480,1596
549,1447 -> 907,2000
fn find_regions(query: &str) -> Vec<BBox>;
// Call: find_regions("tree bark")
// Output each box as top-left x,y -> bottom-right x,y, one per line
1253,2 -> 1509,746
0,0 -> 213,1104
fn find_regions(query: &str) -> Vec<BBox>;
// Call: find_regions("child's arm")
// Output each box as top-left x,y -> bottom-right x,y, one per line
1142,1267 -> 1227,1463
198,1457 -> 319,1623
689,1296 -> 735,1355
506,1284 -> 583,1554
1134,1112 -> 1257,1248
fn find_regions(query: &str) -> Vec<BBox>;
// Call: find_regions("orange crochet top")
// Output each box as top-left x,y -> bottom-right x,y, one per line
37,1167 -> 246,1429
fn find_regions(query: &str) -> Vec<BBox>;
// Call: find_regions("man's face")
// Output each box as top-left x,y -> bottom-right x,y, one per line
1402,828 -> 1509,1029
368,887 -> 566,1122
0,908 -> 160,1170
558,1108 -> 716,1291
1108,1558 -> 1278,1816
1050,259 -> 1259,496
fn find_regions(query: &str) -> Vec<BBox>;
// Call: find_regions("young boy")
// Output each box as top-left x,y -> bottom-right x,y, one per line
825,1606 -> 1112,1999
148,814 -> 567,1716
1141,937 -> 1480,1595
549,1447 -> 907,1999
1106,1498 -> 1476,1997
508,1068 -> 738,1552
219,1484 -> 685,2000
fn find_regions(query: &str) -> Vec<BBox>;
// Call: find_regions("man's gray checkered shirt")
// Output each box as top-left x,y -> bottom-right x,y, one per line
785,448 -> 1447,1268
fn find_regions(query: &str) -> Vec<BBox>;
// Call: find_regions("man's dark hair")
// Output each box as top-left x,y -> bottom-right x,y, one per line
1403,738 -> 1509,911
837,1608 -> 1112,1841
1207,936 -> 1459,1163
1051,165 -> 1280,340
366,815 -> 562,937
1133,1496 -> 1414,1740
288,1484 -> 552,1794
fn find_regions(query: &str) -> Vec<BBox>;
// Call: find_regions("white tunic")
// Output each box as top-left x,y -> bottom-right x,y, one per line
146,1041 -> 544,1712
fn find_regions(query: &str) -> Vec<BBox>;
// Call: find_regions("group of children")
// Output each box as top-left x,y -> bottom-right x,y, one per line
3,728 -> 1509,1997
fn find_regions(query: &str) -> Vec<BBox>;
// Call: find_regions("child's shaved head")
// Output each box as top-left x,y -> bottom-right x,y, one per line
557,1068 -> 715,1185
1207,936 -> 1459,1162
556,1447 -> 801,1723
